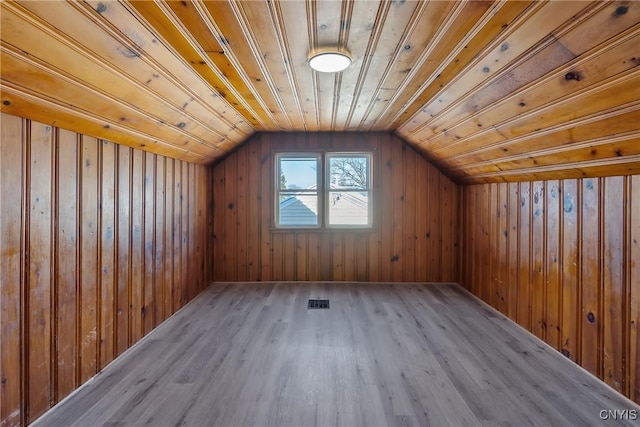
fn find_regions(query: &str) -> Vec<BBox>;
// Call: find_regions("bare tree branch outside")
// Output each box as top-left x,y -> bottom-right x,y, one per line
330,157 -> 367,188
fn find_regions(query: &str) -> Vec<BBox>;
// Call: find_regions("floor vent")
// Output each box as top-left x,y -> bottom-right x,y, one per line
308,299 -> 330,309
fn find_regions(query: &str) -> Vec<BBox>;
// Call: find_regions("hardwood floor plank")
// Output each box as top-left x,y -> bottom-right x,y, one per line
33,282 -> 640,427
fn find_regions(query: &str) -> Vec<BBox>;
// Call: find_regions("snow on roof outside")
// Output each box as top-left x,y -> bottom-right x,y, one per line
279,186 -> 368,226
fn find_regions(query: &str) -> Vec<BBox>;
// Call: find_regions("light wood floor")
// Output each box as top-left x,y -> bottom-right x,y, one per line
34,282 -> 640,427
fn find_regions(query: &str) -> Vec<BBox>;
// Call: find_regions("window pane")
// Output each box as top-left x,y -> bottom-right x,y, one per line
327,191 -> 369,226
328,156 -> 368,189
279,193 -> 318,226
277,155 -> 319,227
279,157 -> 317,190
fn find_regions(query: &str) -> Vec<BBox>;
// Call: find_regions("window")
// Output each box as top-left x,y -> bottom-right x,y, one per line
275,152 -> 372,229
276,154 -> 320,227
326,154 -> 371,227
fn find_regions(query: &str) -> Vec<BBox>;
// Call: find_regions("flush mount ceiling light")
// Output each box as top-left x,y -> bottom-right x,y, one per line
308,51 -> 351,73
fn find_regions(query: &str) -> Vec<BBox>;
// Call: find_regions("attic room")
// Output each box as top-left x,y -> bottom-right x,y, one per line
1,0 -> 639,425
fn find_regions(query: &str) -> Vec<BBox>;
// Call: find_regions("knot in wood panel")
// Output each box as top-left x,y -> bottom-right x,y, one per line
613,6 -> 628,17
564,71 -> 582,81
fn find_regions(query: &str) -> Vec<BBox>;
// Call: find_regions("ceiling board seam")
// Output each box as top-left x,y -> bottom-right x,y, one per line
189,0 -> 276,129
402,2 -> 612,139
399,0 -> 609,137
468,155 -> 640,181
265,0 -> 307,131
306,0 -> 321,129
363,0 -> 466,130
0,82 -> 203,161
4,1 -> 242,145
437,100 -> 640,164
110,1 -> 254,137
393,0 -> 555,136
112,1 -> 254,137
332,0 -> 355,131
405,33 -> 558,141
306,0 -> 317,56
450,129 -> 640,174
156,0 -> 269,129
341,0 -> 392,131
226,1 -> 294,130
401,1 -> 610,139
428,68 -> 640,155
0,42 -> 222,153
356,0 -> 431,131
337,0 -> 354,49
331,72 -> 344,132
406,8 -> 638,142
547,0 -> 612,41
419,25 -> 640,146
378,0 -> 512,131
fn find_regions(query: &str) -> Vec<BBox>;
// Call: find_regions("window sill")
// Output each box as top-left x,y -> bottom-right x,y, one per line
270,227 -> 376,234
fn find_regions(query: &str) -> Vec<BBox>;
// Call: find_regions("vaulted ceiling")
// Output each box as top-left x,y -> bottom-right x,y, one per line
1,0 -> 639,183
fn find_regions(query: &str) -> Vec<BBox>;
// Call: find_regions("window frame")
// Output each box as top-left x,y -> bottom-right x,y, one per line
324,152 -> 372,229
274,152 -> 322,229
273,151 -> 373,230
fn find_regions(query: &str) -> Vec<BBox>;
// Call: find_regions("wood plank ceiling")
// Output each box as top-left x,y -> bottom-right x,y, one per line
1,0 -> 639,183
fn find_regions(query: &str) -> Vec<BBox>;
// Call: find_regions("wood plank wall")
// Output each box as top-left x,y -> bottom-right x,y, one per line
0,113 -> 212,426
460,177 -> 640,405
211,132 -> 459,283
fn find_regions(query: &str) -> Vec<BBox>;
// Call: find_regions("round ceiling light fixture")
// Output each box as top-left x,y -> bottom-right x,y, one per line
308,50 -> 351,73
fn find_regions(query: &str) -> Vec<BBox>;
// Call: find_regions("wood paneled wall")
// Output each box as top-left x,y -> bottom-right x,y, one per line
460,177 -> 640,404
211,132 -> 459,283
0,113 -> 211,426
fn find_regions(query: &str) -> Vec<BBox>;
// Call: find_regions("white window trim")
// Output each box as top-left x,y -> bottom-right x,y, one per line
274,153 -> 322,229
274,151 -> 373,230
324,152 -> 372,229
